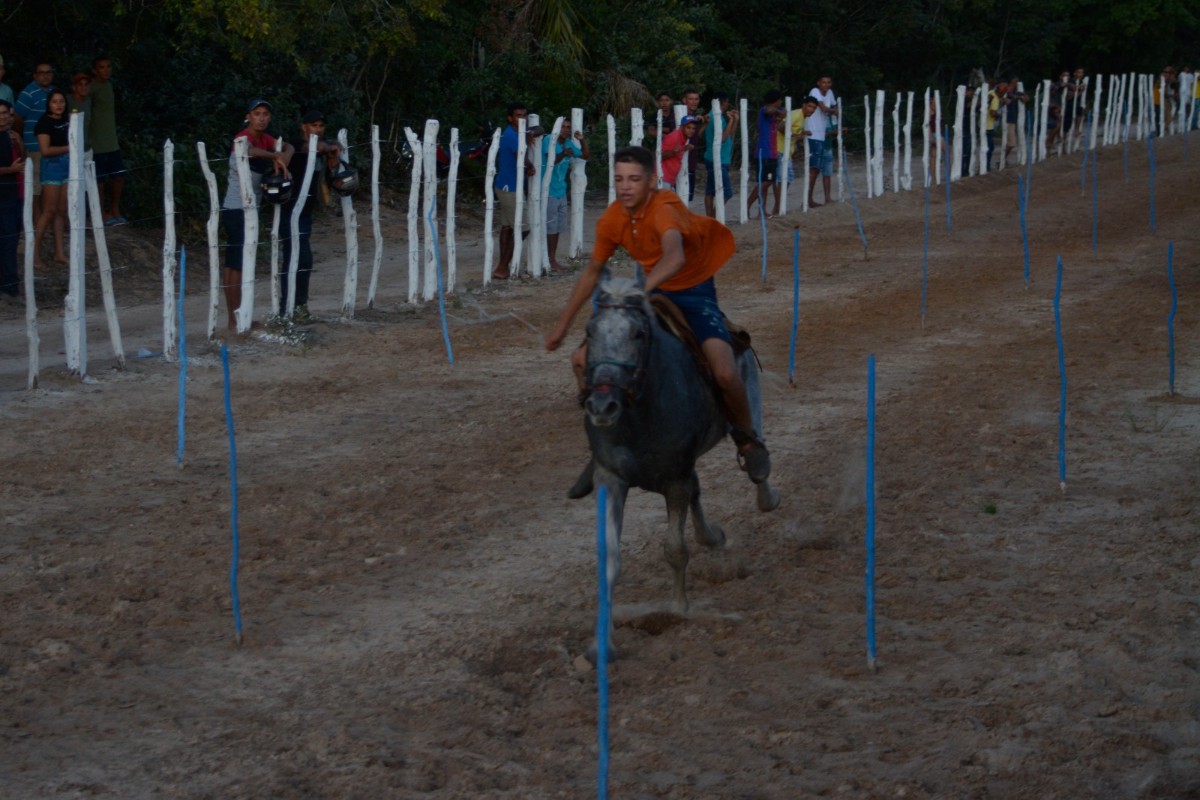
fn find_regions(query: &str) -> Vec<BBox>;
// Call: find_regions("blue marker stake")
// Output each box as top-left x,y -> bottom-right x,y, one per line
839,145 -> 869,258
1091,148 -> 1099,252
1168,241 -> 1177,395
1079,145 -> 1089,194
426,196 -> 455,365
1147,136 -> 1158,233
1023,111 -> 1035,209
921,171 -> 929,322
865,354 -> 878,673
595,484 -> 610,800
221,343 -> 244,643
1054,256 -> 1067,493
1018,175 -> 1031,288
758,158 -> 768,283
789,227 -> 800,386
176,246 -> 187,465
1122,100 -> 1130,180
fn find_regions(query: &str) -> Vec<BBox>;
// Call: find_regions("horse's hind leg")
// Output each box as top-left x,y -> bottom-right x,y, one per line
663,482 -> 693,613
688,470 -> 727,549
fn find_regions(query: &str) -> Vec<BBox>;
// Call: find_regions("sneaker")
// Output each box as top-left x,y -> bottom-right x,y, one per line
293,304 -> 313,323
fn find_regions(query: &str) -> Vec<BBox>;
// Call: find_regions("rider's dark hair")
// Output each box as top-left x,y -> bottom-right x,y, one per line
613,145 -> 654,174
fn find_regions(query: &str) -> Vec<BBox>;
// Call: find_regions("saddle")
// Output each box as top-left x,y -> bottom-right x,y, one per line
648,294 -> 757,380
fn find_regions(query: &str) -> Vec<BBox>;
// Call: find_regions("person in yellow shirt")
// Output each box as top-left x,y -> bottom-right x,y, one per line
767,95 -> 817,215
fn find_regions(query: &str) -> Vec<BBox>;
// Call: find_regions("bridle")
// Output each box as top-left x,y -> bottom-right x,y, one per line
584,299 -> 653,403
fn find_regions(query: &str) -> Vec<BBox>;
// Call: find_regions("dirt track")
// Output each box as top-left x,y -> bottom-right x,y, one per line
1,134 -> 1199,798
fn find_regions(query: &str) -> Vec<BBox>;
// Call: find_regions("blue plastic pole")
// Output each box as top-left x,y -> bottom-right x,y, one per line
1147,136 -> 1158,233
595,484 -> 610,799
1018,175 -> 1030,287
758,158 -> 768,283
427,196 -> 455,365
1091,148 -> 1099,252
789,227 -> 800,385
220,343 -> 244,643
176,246 -> 187,465
1168,241 -> 1177,395
1054,256 -> 1067,492
944,127 -> 953,231
839,144 -> 869,257
865,354 -> 878,673
1079,144 -> 1089,194
921,171 -> 929,321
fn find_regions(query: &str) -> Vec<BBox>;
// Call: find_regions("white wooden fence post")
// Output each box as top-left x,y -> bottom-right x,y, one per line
630,108 -> 644,147
673,104 -> 688,203
196,143 -> 221,339
951,85 -> 965,180
873,90 -> 885,194
286,135 -> 318,317
23,160 -> 39,389
369,125 -> 383,307
421,119 -> 439,301
968,86 -> 980,175
483,128 -> 499,284
779,96 -> 792,215
1089,77 -> 1102,152
934,90 -> 943,184
162,138 -> 177,360
233,137 -> 257,333
1038,79 -> 1051,161
711,98 -> 727,224
403,126 -> 422,301
891,92 -> 901,191
606,114 -> 616,204
979,82 -> 990,174
739,98 -> 749,222
922,89 -> 931,186
569,108 -> 586,259
863,95 -> 873,198
65,113 -> 86,374
447,126 -> 459,294
85,161 -> 124,368
512,117 -> 528,276
654,109 -> 664,187
338,127 -> 359,316
525,113 -> 544,278
268,137 -> 282,318
902,90 -> 913,190
537,116 -> 564,277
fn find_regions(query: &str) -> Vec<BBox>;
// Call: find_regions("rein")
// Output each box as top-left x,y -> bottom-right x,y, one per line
585,300 -> 653,402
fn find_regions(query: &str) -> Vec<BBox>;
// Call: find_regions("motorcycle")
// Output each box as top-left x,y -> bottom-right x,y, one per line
397,120 -> 496,180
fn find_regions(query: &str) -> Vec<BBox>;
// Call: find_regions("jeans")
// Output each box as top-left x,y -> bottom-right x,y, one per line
279,212 -> 313,313
0,200 -> 20,296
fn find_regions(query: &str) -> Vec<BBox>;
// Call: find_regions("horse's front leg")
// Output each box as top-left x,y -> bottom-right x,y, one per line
687,470 -> 727,549
739,349 -> 781,513
587,476 -> 627,665
663,481 -> 692,613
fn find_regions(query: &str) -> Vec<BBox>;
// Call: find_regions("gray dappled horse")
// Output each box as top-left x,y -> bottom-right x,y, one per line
582,267 -> 779,661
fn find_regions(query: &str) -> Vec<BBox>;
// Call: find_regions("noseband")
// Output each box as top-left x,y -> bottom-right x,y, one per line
585,300 -> 653,403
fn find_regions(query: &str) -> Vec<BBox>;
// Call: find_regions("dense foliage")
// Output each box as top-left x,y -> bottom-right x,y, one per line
2,0 -> 1195,219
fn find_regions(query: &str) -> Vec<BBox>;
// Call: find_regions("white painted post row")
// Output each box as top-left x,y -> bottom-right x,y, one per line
162,138 -> 177,360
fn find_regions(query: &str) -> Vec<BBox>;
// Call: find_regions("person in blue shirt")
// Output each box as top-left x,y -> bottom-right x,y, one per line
540,118 -> 589,272
493,102 -> 536,280
703,92 -> 738,217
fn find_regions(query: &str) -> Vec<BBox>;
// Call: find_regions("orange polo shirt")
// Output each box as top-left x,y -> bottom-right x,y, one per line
591,189 -> 736,292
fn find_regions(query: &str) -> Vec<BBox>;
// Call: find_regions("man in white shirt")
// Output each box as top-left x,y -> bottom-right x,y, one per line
806,75 -> 838,207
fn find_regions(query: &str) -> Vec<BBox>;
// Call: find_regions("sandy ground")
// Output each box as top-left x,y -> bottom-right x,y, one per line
1,134 -> 1199,799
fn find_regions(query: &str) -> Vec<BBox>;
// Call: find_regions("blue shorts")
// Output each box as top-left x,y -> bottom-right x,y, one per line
40,154 -> 68,185
704,160 -> 733,200
809,139 -> 834,176
655,278 -> 731,345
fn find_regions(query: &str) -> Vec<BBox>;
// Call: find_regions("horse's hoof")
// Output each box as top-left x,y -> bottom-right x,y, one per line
567,460 -> 595,500
756,483 -> 781,512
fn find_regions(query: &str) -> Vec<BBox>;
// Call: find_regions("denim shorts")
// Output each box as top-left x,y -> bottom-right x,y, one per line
40,154 -> 68,185
703,160 -> 733,200
655,278 -> 731,345
809,139 -> 834,176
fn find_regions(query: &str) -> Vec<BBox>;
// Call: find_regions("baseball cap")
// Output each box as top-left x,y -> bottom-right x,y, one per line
247,98 -> 272,113
301,110 -> 326,124
679,115 -> 698,126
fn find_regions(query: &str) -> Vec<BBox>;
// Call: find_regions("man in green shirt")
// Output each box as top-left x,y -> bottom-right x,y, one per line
89,56 -> 126,225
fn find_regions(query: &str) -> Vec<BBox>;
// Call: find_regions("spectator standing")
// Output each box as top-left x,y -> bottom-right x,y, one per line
220,98 -> 294,330
541,118 -> 589,272
279,110 -> 340,321
1003,78 -> 1029,162
493,101 -> 535,281
13,61 -> 55,216
33,89 -> 70,267
0,55 -> 13,107
985,82 -> 1002,170
660,115 -> 696,191
1045,73 -> 1066,151
68,73 -> 92,153
807,75 -> 838,206
646,92 -> 676,141
90,56 -> 127,225
746,90 -> 784,218
703,92 -> 738,218
774,95 -> 816,214
681,88 -> 707,202
0,99 -> 24,298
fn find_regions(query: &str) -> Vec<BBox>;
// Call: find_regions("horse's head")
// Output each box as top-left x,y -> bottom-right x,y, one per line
584,268 -> 653,427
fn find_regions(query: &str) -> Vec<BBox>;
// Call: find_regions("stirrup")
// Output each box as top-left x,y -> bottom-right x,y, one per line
731,427 -> 771,484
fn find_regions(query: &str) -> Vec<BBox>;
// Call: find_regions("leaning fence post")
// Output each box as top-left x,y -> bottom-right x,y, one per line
339,127 -> 359,316
84,161 -> 124,368
286,135 -> 318,317
196,142 -> 222,340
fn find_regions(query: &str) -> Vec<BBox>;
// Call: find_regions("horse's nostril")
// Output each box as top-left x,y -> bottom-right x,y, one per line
586,393 -> 620,422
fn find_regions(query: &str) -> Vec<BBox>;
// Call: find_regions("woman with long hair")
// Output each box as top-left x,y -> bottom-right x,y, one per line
33,88 -> 70,266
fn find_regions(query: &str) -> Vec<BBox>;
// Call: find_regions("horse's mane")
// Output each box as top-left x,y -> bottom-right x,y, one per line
597,274 -> 649,308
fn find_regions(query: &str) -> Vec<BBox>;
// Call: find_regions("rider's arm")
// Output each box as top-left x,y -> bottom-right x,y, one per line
643,228 -> 684,293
